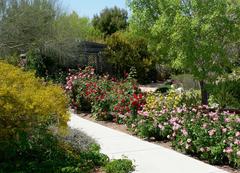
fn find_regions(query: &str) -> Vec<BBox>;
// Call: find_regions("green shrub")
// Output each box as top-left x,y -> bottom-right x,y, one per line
180,89 -> 201,107
208,69 -> 240,108
132,116 -> 159,139
105,32 -> 155,83
0,129 -> 109,173
104,159 -> 135,173
155,84 -> 172,93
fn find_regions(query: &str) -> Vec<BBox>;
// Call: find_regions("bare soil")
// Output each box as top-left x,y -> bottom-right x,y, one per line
78,113 -> 240,173
93,168 -> 105,173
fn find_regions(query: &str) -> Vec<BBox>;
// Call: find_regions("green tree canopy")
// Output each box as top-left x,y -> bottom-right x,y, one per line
128,0 -> 240,104
105,31 -> 154,83
92,6 -> 128,36
54,11 -> 102,42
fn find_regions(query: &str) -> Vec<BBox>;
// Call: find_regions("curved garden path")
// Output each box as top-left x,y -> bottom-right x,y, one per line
68,113 -> 229,173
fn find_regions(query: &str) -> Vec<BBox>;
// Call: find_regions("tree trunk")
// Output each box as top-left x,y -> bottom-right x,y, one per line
200,80 -> 208,105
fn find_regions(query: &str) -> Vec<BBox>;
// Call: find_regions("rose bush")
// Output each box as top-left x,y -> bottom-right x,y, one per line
172,107 -> 240,167
65,66 -> 145,122
127,103 -> 240,168
66,68 -> 239,168
125,89 -> 239,168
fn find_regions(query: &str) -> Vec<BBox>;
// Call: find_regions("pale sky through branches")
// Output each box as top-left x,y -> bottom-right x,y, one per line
62,0 -> 128,18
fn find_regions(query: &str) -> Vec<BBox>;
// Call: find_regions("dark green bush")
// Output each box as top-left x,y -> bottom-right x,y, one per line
155,84 -> 172,93
105,32 -> 155,83
208,70 -> 240,108
0,127 -> 110,173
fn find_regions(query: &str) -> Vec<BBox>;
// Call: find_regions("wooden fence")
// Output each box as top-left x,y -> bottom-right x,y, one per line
78,41 -> 112,75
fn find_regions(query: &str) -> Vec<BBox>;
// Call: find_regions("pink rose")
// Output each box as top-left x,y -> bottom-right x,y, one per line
181,129 -> 188,136
234,139 -> 240,145
213,116 -> 219,121
172,123 -> 181,131
170,117 -> 178,124
222,128 -> 227,133
192,108 -> 197,112
202,123 -> 208,129
224,118 -> 230,123
236,118 -> 240,123
237,151 -> 240,157
223,147 -> 233,154
208,129 -> 216,136
158,124 -> 165,130
203,105 -> 209,109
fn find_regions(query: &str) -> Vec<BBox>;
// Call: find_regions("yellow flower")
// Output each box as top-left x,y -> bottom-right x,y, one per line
0,61 -> 69,138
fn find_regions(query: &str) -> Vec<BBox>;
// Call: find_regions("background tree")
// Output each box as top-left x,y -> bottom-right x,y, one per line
0,0 -> 59,56
92,6 -> 128,36
40,11 -> 103,75
0,0 -> 103,79
128,0 -> 240,104
105,31 -> 155,83
54,11 -> 103,42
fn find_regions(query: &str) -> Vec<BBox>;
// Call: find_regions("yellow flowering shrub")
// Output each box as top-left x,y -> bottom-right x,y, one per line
145,89 -> 200,111
145,93 -> 163,110
165,90 -> 182,108
0,61 -> 69,139
145,91 -> 182,111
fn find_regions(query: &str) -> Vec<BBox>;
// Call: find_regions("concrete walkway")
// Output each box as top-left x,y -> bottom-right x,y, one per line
139,83 -> 161,92
68,113 -> 229,173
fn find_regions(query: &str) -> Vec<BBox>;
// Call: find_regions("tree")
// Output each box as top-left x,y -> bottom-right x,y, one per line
92,6 -> 128,36
105,31 -> 154,83
46,11 -> 103,71
54,11 -> 102,42
128,0 -> 240,104
0,0 -> 103,78
0,0 -> 70,77
0,0 -> 59,56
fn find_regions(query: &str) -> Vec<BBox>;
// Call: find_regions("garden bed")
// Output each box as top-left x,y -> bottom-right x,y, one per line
66,66 -> 240,172
78,113 -> 239,173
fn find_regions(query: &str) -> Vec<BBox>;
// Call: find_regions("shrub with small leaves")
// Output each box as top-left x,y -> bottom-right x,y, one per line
104,158 -> 135,173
